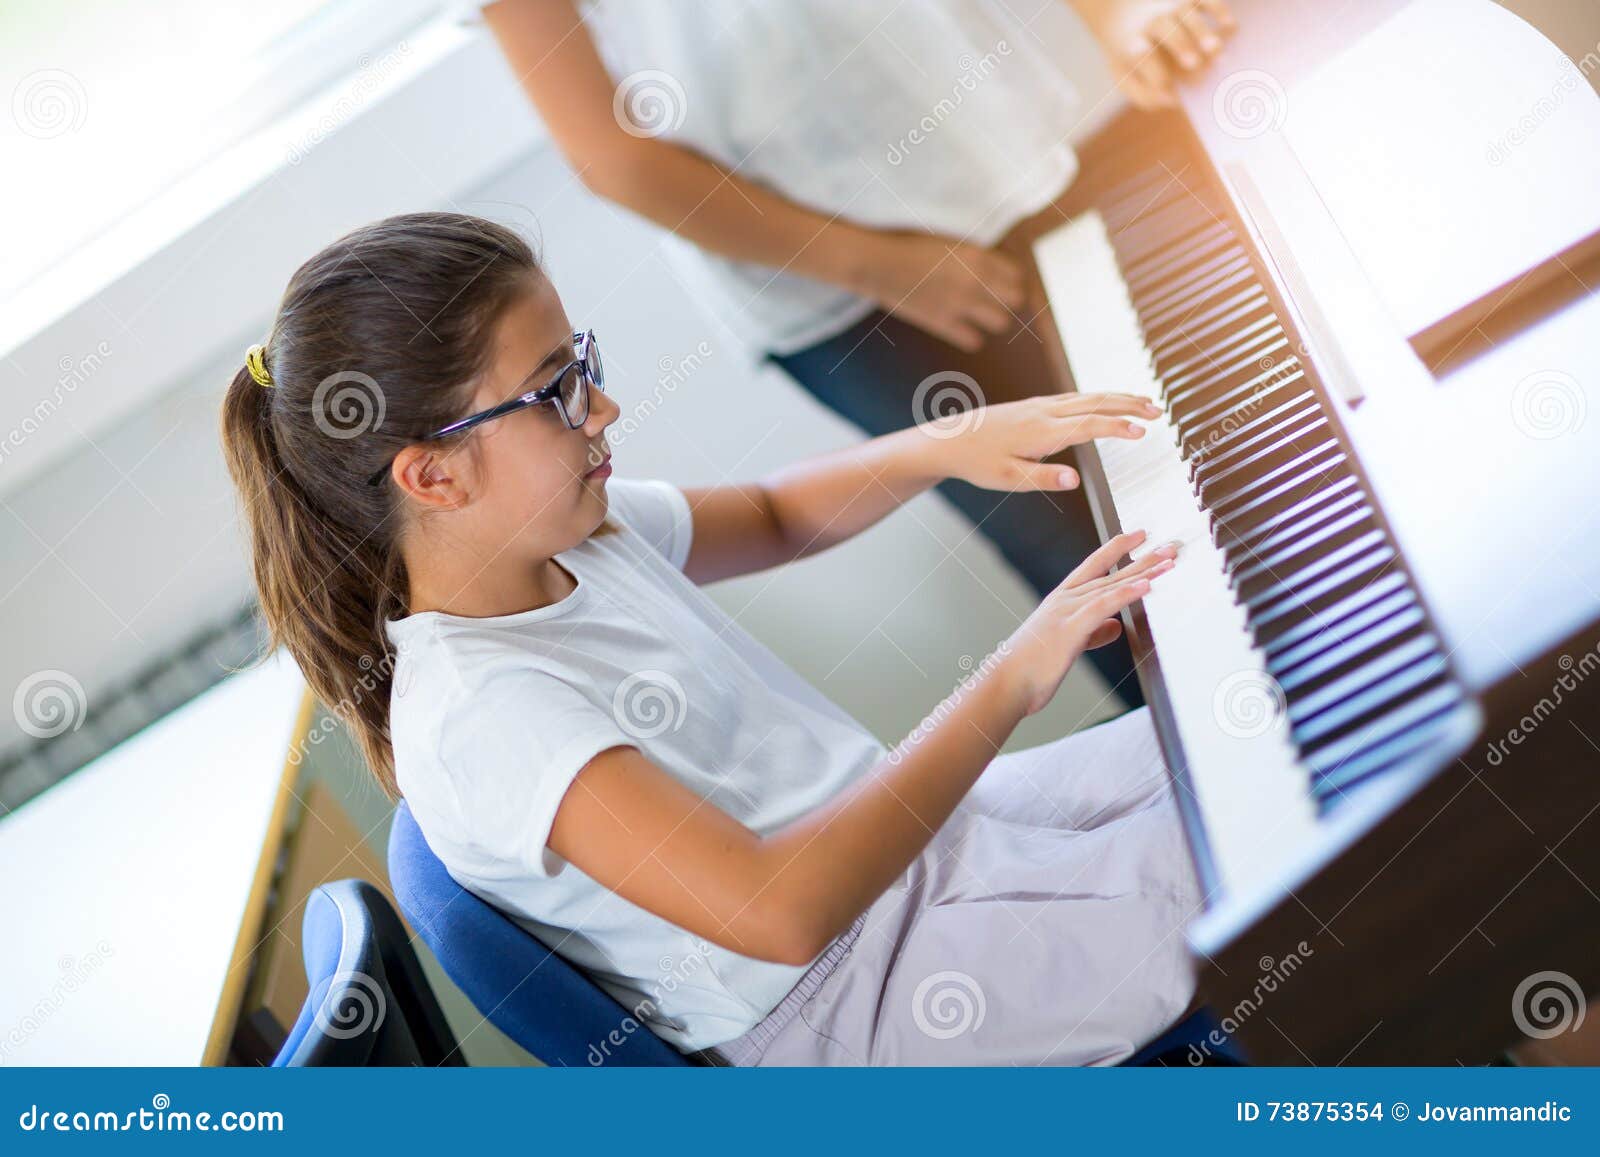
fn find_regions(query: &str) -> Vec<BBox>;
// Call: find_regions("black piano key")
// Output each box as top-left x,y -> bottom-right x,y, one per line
1228,500 -> 1370,588
1177,364 -> 1299,441
1290,643 -> 1446,745
1234,515 -> 1378,607
1217,475 -> 1360,556
1143,263 -> 1257,339
1111,200 -> 1221,268
1223,495 -> 1369,589
1150,297 -> 1271,376
1260,572 -> 1409,659
1097,168 -> 1188,224
1240,529 -> 1388,616
1249,545 -> 1397,641
1196,423 -> 1335,508
1101,173 -> 1206,228
1268,588 -> 1419,675
1131,227 -> 1240,291
1273,606 -> 1426,695
1299,659 -> 1452,761
1209,445 -> 1344,523
1159,317 -> 1282,395
1148,289 -> 1270,361
1211,454 -> 1349,545
1188,393 -> 1319,479
1310,689 -> 1466,800
1123,223 -> 1232,294
1106,188 -> 1211,240
1138,249 -> 1250,323
1229,487 -> 1366,563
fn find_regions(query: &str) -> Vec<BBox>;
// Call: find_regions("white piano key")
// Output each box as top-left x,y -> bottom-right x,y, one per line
1034,210 -> 1320,899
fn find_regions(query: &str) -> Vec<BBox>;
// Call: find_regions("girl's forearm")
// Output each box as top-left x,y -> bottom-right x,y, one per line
756,660 -> 1028,961
759,427 -> 942,560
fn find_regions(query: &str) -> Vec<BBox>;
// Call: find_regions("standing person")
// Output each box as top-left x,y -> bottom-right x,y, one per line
470,0 -> 1235,707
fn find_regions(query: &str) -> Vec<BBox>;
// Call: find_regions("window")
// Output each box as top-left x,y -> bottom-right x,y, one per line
0,0 -> 444,306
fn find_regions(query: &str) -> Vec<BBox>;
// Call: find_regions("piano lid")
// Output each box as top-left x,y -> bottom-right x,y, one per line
1172,0 -> 1600,699
1278,0 -> 1600,354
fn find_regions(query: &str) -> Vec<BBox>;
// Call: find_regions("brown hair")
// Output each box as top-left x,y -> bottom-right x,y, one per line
221,212 -> 542,797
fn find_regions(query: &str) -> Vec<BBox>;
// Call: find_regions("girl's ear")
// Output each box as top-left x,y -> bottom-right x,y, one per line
392,444 -> 471,509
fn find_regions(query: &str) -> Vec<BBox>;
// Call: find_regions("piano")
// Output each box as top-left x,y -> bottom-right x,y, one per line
1031,0 -> 1600,1063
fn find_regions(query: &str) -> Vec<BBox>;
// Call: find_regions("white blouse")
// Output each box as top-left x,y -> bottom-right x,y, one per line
559,0 -> 1102,353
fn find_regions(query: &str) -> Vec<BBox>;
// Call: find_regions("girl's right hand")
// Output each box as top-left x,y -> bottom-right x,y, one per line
852,230 -> 1027,353
998,531 -> 1178,715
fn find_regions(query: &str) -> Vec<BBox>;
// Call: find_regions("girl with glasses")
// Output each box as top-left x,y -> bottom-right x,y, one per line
222,212 -> 1203,1066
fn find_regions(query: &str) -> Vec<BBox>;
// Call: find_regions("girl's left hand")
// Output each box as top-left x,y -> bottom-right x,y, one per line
927,393 -> 1160,492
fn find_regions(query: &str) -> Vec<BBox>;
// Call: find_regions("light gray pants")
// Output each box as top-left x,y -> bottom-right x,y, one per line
716,707 -> 1204,1066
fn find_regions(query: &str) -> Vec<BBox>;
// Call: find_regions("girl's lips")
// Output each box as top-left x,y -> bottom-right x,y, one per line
585,456 -> 613,480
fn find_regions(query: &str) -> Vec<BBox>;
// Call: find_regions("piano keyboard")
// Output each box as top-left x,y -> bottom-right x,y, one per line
1036,170 -> 1470,899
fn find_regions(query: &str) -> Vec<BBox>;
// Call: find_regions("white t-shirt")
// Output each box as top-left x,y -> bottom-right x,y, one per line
469,1 -> 1100,353
387,479 -> 886,1051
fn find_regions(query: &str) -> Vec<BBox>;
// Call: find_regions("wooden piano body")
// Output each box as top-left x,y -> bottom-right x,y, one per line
1032,0 -> 1600,1063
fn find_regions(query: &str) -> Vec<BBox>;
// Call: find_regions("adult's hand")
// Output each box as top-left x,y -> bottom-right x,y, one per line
1075,0 -> 1236,110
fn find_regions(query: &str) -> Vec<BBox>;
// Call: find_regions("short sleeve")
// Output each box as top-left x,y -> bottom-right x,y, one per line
435,666 -> 634,880
605,478 -> 694,570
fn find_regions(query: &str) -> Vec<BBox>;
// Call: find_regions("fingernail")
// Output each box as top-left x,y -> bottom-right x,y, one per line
1127,422 -> 1145,436
1058,468 -> 1079,488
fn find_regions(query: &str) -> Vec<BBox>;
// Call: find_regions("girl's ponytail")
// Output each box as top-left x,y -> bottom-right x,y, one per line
222,359 -> 407,795
219,213 -> 542,798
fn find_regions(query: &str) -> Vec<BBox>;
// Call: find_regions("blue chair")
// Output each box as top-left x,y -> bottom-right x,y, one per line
273,878 -> 463,1066
387,801 -> 690,1067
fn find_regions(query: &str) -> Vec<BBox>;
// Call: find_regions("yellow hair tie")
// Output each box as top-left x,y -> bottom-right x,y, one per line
245,343 -> 273,389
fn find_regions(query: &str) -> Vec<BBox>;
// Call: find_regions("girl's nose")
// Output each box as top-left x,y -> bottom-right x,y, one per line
585,384 -> 620,436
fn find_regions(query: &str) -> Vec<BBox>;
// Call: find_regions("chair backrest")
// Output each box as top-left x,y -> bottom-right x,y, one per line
273,879 -> 463,1067
387,801 -> 689,1067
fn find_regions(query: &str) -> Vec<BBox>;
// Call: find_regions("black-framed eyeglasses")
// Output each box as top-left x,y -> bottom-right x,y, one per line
366,329 -> 605,486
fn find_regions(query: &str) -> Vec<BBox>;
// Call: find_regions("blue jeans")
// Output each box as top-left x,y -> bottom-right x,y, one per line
772,310 -> 1143,708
